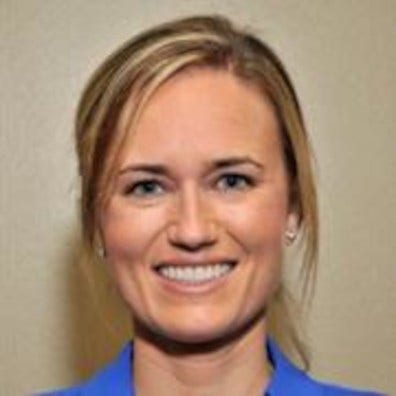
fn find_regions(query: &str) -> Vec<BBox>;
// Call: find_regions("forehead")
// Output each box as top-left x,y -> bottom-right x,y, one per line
120,69 -> 281,164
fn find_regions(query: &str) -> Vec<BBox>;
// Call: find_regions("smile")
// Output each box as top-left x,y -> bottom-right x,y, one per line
156,262 -> 236,284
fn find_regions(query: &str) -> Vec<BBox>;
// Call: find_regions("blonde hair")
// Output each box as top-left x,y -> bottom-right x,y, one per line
75,15 -> 318,370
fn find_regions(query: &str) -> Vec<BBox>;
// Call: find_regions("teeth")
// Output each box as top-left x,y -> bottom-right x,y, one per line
158,263 -> 234,283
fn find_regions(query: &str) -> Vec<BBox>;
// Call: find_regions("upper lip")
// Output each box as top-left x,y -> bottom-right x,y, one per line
153,256 -> 237,269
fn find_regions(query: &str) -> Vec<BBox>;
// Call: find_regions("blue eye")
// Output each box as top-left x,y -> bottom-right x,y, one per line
216,174 -> 253,191
126,180 -> 164,198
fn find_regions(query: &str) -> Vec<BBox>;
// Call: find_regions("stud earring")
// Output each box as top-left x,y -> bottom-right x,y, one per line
96,245 -> 106,259
285,229 -> 297,244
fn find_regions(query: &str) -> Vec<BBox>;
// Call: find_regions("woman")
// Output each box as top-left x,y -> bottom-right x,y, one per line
42,15 -> 382,396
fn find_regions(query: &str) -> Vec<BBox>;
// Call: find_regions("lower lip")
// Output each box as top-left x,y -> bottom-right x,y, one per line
154,264 -> 238,295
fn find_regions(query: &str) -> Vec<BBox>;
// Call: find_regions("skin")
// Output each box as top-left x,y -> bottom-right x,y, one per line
99,68 -> 297,396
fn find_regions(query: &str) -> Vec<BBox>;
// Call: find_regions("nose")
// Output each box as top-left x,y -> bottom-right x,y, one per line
167,185 -> 217,251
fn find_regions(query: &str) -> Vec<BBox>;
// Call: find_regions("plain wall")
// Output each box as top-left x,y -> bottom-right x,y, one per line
1,1 -> 395,395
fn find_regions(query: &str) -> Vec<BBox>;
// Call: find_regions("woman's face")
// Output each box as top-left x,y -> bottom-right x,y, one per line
99,69 -> 296,344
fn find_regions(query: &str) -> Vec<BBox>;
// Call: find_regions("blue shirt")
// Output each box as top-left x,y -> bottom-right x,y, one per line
39,339 -> 383,395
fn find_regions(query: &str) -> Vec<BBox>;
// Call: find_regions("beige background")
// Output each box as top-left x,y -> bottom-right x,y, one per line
1,1 -> 395,395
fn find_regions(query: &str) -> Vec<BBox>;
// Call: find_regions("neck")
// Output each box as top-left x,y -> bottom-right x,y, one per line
133,320 -> 272,396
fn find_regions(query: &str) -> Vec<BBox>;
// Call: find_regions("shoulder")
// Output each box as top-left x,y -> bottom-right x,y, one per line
35,342 -> 134,396
266,339 -> 384,396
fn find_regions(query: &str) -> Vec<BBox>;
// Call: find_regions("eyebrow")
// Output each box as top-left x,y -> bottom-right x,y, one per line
118,156 -> 264,175
211,156 -> 264,170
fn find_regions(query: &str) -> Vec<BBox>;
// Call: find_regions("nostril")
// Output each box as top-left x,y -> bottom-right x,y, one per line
170,238 -> 216,252
166,220 -> 218,251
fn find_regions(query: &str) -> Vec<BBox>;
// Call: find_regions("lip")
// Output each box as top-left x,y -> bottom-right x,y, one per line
153,254 -> 238,269
152,254 -> 237,269
152,256 -> 238,295
153,252 -> 238,268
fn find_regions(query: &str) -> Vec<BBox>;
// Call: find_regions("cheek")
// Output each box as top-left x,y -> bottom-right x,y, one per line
100,201 -> 164,265
98,202 -> 169,312
223,193 -> 289,251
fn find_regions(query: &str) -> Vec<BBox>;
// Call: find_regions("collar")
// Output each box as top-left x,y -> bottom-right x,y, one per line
265,338 -> 317,395
82,337 -> 313,395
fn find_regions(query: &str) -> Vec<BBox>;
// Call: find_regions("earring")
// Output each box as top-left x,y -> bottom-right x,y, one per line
96,245 -> 106,259
285,229 -> 297,244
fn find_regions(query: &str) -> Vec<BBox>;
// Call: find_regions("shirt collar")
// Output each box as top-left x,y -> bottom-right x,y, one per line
265,337 -> 311,395
97,337 -> 308,395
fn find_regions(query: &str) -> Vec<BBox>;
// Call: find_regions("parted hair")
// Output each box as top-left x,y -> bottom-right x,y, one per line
75,14 -> 318,370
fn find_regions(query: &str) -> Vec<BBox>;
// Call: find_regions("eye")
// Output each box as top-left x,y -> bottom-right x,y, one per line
216,173 -> 254,192
124,179 -> 165,198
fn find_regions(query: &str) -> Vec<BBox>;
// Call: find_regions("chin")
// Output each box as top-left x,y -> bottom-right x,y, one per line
164,323 -> 230,345
134,307 -> 267,352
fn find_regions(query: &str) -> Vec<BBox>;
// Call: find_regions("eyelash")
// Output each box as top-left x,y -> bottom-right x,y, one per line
215,173 -> 255,191
123,173 -> 255,198
124,179 -> 165,197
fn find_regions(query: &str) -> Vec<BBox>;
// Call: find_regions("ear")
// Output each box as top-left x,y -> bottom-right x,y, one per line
285,211 -> 299,245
